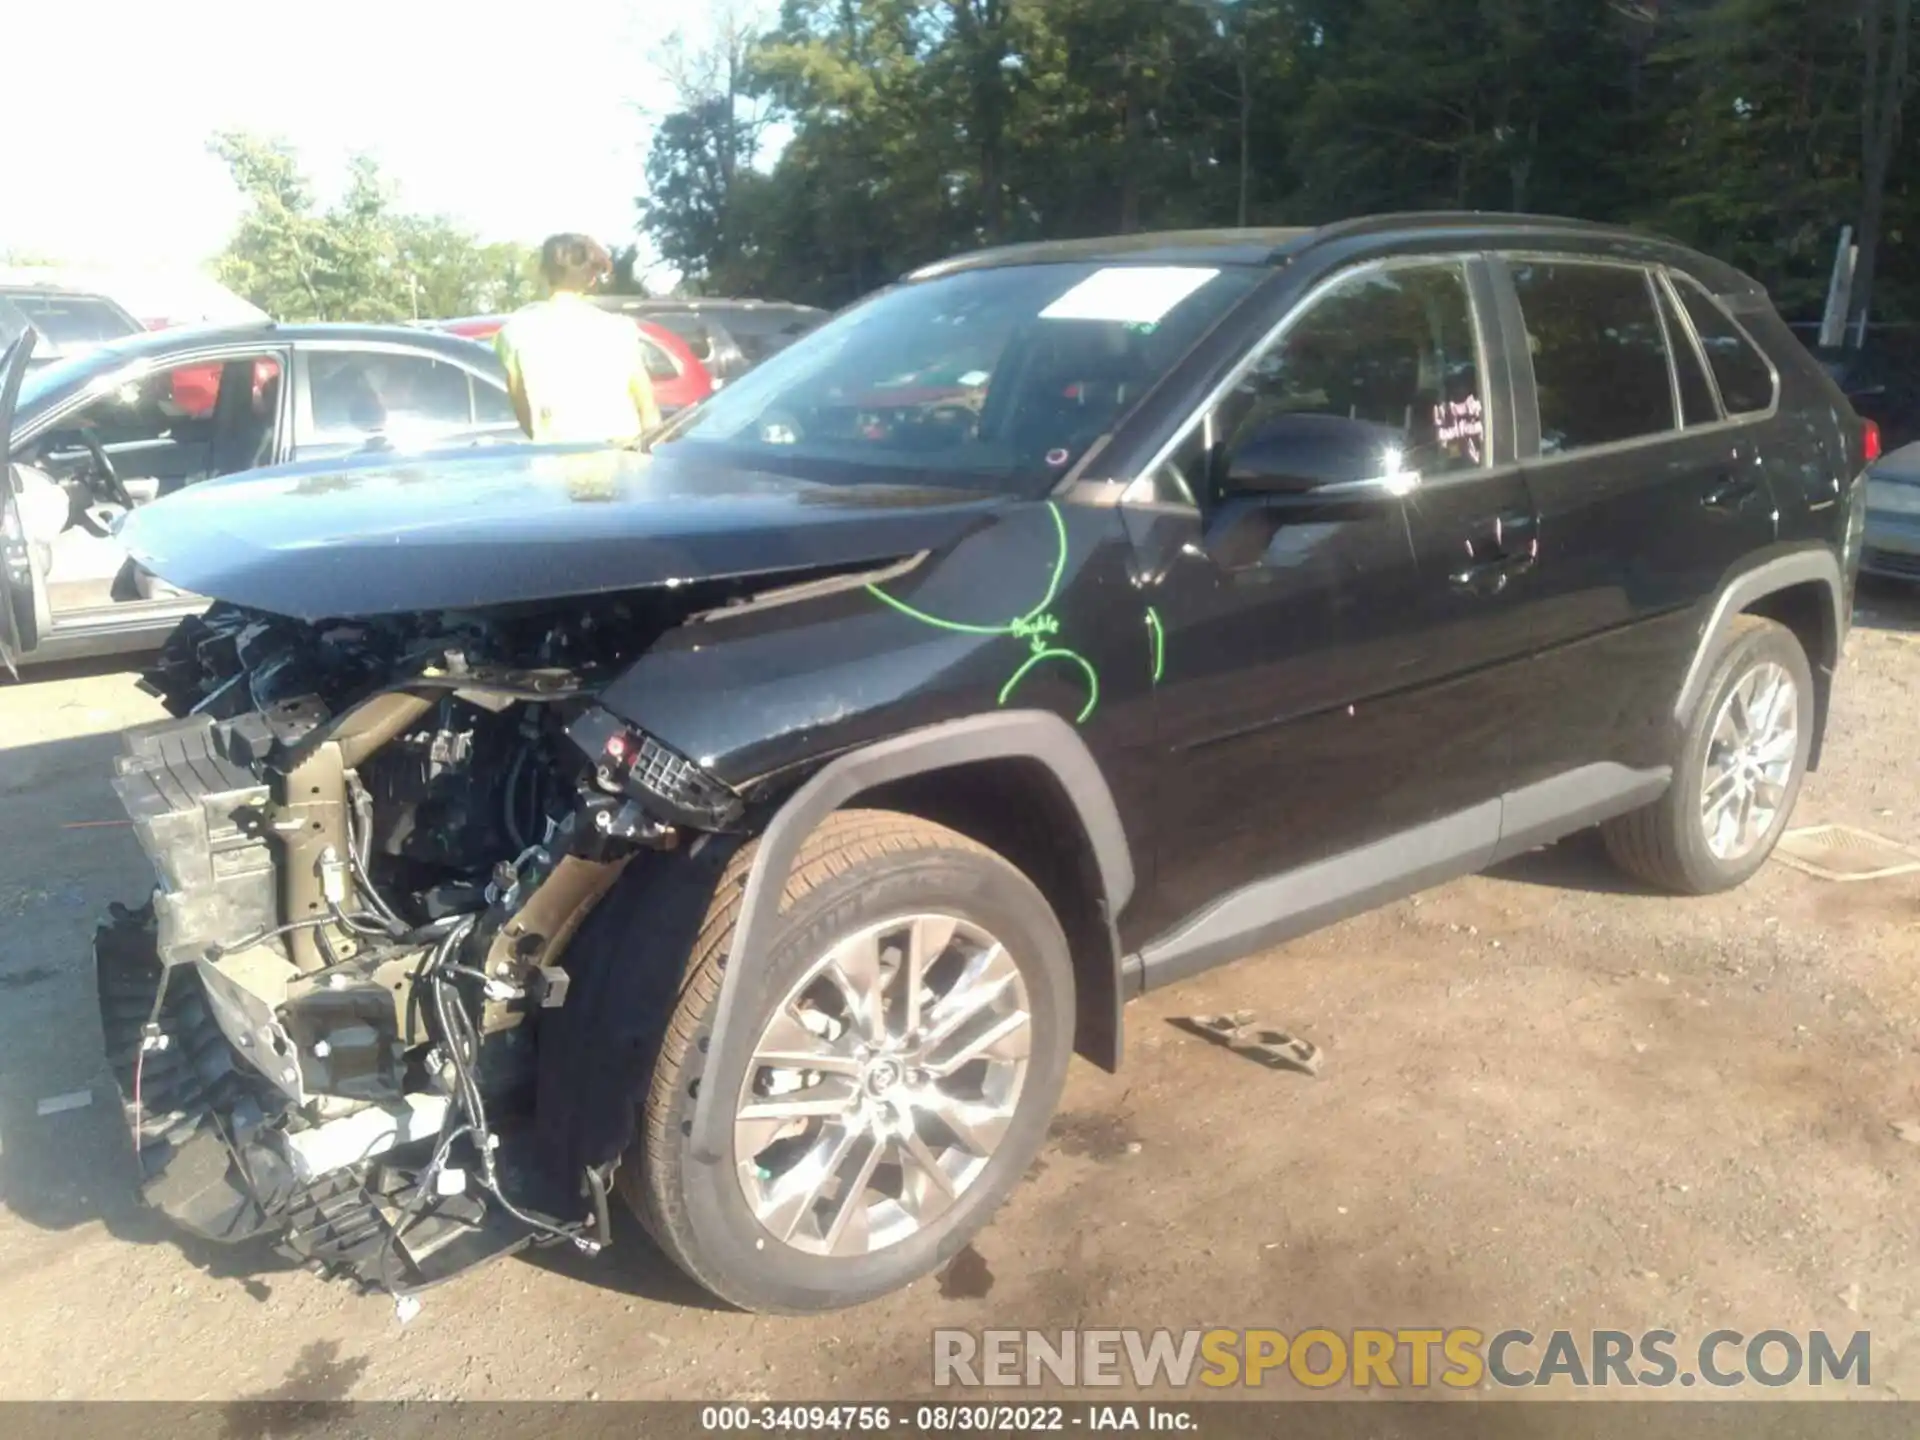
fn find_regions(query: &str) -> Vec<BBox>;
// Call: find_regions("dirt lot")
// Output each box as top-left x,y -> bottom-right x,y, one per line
4,592 -> 1920,1404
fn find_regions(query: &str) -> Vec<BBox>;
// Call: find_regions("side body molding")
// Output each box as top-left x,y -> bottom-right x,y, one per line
1673,548 -> 1845,728
685,710 -> 1136,1164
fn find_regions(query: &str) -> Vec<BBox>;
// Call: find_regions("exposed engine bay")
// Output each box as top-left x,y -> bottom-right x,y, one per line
97,591 -> 748,1293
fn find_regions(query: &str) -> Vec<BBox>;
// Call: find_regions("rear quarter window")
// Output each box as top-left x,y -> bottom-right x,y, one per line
2,292 -> 141,346
1653,279 -> 1720,427
1671,276 -> 1779,417
637,334 -> 682,381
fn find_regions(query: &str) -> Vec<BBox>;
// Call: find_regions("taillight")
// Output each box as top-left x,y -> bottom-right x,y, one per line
1864,419 -> 1883,465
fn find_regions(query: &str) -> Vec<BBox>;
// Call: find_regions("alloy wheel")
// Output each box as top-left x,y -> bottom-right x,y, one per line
733,913 -> 1032,1257
1699,660 -> 1799,862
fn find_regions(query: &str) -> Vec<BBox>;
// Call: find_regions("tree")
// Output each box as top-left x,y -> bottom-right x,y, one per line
1853,0 -> 1915,337
638,2 -> 780,291
209,133 -> 330,319
628,0 -> 1920,322
1648,0 -> 1862,316
607,245 -> 654,295
210,132 -> 542,321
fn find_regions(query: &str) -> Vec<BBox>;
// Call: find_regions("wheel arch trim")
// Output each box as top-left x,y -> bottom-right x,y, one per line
686,710 -> 1135,1164
1674,548 -> 1844,728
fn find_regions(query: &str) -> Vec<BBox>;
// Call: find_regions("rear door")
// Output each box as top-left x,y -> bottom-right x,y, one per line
292,345 -> 522,460
1494,255 -> 1779,796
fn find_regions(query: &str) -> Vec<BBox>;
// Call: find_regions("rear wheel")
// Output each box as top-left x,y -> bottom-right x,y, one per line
1602,616 -> 1813,894
619,809 -> 1074,1313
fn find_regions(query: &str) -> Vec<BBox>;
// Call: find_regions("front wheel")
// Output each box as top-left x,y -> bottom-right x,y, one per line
1602,615 -> 1814,894
619,809 -> 1075,1313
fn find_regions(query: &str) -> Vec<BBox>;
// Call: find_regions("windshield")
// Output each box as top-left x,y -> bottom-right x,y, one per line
657,262 -> 1261,493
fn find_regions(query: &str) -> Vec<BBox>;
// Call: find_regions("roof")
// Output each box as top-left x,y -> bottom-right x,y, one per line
0,279 -> 123,299
35,319 -> 499,364
592,296 -> 825,317
908,211 -> 1759,297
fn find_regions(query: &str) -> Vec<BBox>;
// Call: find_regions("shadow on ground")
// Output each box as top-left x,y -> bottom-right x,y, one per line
1854,574 -> 1920,633
520,1206 -> 731,1312
1487,827 -> 1658,895
2,654 -> 150,690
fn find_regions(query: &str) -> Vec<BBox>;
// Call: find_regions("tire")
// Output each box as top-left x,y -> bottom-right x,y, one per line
618,808 -> 1075,1313
1602,615 -> 1814,895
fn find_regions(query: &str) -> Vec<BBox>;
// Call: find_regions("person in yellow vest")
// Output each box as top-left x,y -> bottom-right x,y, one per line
494,234 -> 662,444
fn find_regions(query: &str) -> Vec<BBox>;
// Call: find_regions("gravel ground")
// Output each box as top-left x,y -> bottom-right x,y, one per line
2,591 -> 1919,1404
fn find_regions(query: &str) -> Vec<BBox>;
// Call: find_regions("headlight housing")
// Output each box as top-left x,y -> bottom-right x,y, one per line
565,706 -> 742,828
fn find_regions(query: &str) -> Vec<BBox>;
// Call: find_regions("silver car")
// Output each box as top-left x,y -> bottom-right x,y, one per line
0,322 -> 524,667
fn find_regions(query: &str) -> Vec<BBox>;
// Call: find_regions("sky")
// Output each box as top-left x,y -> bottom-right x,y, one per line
12,0 -> 707,280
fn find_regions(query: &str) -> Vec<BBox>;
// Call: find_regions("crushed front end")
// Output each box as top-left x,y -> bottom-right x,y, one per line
96,599 -> 740,1293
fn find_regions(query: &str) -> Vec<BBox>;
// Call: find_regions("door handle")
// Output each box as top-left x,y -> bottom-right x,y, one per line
1450,553 -> 1535,595
1449,510 -> 1538,595
1702,474 -> 1761,513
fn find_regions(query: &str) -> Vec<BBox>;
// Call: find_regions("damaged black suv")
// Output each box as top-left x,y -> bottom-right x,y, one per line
0,214 -> 1867,1314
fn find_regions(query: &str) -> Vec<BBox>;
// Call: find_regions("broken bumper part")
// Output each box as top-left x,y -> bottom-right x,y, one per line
95,716 -> 573,1291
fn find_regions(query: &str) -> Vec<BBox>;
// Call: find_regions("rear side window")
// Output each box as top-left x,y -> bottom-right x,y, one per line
1672,276 -> 1777,416
1655,279 -> 1719,426
651,312 -> 715,362
1510,261 -> 1675,456
636,333 -> 682,381
472,374 -> 517,426
309,351 -> 475,440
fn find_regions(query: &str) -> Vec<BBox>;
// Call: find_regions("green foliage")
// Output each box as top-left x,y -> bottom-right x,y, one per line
210,132 -> 541,322
636,0 -> 1920,324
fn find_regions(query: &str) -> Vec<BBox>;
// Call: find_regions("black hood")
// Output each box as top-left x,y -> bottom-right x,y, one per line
118,445 -> 1009,620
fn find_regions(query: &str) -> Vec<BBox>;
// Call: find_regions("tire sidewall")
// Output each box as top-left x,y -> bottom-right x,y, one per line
1670,622 -> 1815,889
659,843 -> 1074,1313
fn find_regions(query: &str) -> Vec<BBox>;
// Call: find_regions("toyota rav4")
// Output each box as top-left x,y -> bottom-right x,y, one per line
0,214 -> 1867,1315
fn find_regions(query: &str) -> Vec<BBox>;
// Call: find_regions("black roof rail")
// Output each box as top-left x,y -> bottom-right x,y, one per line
1306,210 -> 1668,246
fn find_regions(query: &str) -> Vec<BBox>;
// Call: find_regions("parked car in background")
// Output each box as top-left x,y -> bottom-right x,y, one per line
1863,434 -> 1920,581
0,264 -> 268,334
587,296 -> 827,384
0,322 -> 522,665
1791,323 -> 1920,455
0,283 -> 144,372
435,313 -> 714,416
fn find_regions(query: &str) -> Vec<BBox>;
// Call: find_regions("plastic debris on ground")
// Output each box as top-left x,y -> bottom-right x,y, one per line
1178,1010 -> 1324,1076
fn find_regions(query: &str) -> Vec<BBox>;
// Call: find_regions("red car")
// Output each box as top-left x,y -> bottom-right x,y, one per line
435,313 -> 714,415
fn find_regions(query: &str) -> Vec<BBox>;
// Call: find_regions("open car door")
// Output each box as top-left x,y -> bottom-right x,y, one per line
0,331 -> 50,676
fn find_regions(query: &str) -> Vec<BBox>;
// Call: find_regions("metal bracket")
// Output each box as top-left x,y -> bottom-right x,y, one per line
274,740 -> 354,972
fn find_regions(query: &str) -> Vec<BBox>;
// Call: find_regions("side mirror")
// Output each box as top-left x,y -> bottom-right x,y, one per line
1225,412 -> 1419,500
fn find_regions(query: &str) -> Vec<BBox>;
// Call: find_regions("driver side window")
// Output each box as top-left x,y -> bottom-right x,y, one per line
1194,263 -> 1486,502
35,354 -> 285,495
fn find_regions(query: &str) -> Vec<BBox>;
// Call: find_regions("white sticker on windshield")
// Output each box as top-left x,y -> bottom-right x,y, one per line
1039,266 -> 1220,325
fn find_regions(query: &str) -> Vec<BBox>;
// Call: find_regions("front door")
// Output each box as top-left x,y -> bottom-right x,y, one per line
0,332 -> 44,670
8,346 -> 292,657
1131,257 -> 1540,955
